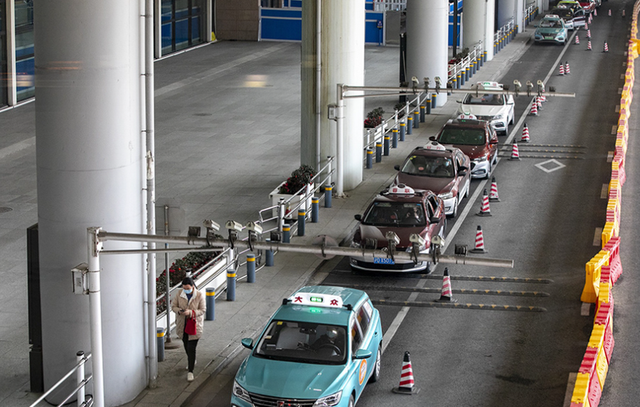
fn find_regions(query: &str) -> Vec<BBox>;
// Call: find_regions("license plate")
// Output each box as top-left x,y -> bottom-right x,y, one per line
373,257 -> 395,265
545,36 -> 554,40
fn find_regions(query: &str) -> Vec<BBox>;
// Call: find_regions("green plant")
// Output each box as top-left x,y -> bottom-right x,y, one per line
278,164 -> 315,194
364,107 -> 385,128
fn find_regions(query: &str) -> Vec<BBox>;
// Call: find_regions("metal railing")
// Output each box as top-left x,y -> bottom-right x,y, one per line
372,0 -> 406,11
30,352 -> 93,407
494,19 -> 516,49
447,41 -> 484,85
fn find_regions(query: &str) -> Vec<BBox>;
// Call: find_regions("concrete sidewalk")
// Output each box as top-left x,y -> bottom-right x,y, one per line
0,20 -> 536,407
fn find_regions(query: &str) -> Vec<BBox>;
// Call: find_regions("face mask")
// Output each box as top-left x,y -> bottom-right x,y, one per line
184,288 -> 193,295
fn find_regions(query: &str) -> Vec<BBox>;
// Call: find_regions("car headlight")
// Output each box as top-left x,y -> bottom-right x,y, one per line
232,381 -> 252,403
473,153 -> 489,162
439,191 -> 454,200
350,240 -> 361,248
313,391 -> 342,407
492,114 -> 503,120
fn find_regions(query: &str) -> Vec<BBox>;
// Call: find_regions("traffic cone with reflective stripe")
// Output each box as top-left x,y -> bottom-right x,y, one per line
477,189 -> 492,216
608,9 -> 611,16
587,41 -> 592,51
530,100 -> 538,116
559,64 -> 564,76
575,35 -> 580,45
604,42 -> 609,52
587,29 -> 591,39
510,141 -> 521,160
392,351 -> 419,394
471,225 -> 487,253
585,22 -> 589,30
521,123 -> 530,142
489,177 -> 501,201
438,268 -> 454,301
536,96 -> 543,111
565,62 -> 571,74
594,8 -> 597,17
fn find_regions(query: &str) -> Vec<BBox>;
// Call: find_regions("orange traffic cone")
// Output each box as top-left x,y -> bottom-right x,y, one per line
471,225 -> 487,253
587,41 -> 592,51
392,351 -> 419,394
559,64 -> 564,75
510,141 -> 521,160
585,22 -> 589,30
438,268 -> 454,301
587,29 -> 591,39
575,35 -> 580,45
521,123 -> 530,142
477,189 -> 492,216
530,100 -> 538,116
489,177 -> 501,201
594,8 -> 597,17
565,62 -> 571,74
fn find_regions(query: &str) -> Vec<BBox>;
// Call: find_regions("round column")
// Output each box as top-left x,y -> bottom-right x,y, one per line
485,0 -> 496,61
406,0 -> 448,106
497,0 -> 516,28
35,1 -> 145,405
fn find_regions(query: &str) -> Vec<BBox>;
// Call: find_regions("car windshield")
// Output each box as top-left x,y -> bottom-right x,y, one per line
540,19 -> 562,28
362,202 -> 426,226
400,155 -> 454,178
439,128 -> 486,146
254,321 -> 347,365
463,93 -> 504,105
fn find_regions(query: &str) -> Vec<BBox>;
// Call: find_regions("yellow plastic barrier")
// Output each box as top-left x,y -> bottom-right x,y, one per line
571,372 -> 591,406
601,223 -> 615,247
581,251 -> 610,303
595,346 -> 609,390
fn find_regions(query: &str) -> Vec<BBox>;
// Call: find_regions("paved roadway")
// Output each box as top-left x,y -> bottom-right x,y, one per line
186,6 -> 636,407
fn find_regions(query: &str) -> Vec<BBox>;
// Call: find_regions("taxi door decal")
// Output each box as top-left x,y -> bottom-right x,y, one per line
358,359 -> 368,385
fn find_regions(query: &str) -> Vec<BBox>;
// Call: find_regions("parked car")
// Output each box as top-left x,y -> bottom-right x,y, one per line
557,0 -> 584,12
533,15 -> 569,45
231,286 -> 383,407
551,6 -> 586,30
433,115 -> 499,179
350,184 -> 446,272
457,81 -> 515,135
578,0 -> 596,13
394,141 -> 471,218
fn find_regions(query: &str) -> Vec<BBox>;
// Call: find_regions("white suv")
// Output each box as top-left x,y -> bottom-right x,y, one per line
457,81 -> 515,135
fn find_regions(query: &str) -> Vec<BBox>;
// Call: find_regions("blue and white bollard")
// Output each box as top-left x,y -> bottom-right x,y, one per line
157,328 -> 165,362
206,287 -> 215,320
392,128 -> 398,148
312,197 -> 319,223
324,185 -> 332,208
283,224 -> 291,243
399,122 -> 406,141
246,254 -> 256,283
265,239 -> 274,267
227,269 -> 236,301
383,135 -> 390,156
297,210 -> 306,236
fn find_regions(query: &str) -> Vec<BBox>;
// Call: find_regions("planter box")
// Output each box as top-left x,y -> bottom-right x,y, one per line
269,182 -> 314,220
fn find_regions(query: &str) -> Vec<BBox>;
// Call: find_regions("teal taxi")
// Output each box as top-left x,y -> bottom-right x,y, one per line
231,286 -> 383,407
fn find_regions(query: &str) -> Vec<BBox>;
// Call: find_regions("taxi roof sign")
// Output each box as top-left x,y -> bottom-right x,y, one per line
423,141 -> 446,151
477,81 -> 503,91
389,184 -> 415,195
457,113 -> 478,120
289,292 -> 344,308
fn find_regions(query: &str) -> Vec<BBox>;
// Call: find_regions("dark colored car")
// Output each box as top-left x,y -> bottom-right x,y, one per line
350,184 -> 446,272
394,141 -> 471,218
433,115 -> 499,180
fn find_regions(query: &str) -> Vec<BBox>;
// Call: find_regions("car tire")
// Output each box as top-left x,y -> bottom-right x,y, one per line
369,346 -> 381,383
348,394 -> 355,407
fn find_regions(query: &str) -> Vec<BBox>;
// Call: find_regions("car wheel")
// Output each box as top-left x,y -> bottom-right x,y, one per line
449,197 -> 458,218
369,346 -> 381,383
348,394 -> 355,407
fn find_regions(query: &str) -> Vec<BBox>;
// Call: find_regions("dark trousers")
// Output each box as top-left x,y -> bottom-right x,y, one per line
182,330 -> 199,373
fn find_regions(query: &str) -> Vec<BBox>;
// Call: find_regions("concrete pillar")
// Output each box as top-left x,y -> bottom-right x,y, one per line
406,0 -> 448,107
463,0 -> 496,62
516,0 -> 525,33
301,0 -> 365,191
485,0 -> 496,61
34,1 -> 145,405
497,0 -> 516,28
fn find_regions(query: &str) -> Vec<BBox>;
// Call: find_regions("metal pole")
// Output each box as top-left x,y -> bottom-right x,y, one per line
336,84 -> 345,197
164,205 -> 172,345
315,0 -> 322,172
87,227 -> 104,407
77,351 -> 85,407
392,128 -> 398,148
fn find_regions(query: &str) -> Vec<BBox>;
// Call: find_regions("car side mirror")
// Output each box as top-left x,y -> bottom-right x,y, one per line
354,214 -> 362,221
429,136 -> 436,141
353,349 -> 372,359
490,139 -> 498,144
459,165 -> 468,171
394,165 -> 400,171
241,338 -> 254,350
456,100 -> 462,103
459,170 -> 467,177
430,216 -> 441,223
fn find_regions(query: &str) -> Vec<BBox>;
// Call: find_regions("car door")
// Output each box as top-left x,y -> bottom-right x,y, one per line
487,125 -> 498,162
349,313 -> 368,400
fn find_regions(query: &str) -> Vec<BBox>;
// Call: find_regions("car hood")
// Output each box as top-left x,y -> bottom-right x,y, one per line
237,356 -> 346,399
449,144 -> 488,160
395,173 -> 454,195
458,105 -> 504,117
536,27 -> 563,35
357,224 -> 426,249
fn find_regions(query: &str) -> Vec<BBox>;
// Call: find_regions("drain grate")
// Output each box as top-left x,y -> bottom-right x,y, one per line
0,207 -> 12,213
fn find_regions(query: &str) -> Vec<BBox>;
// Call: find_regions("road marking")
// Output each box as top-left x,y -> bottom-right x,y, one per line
612,125 -> 618,134
607,151 -> 614,162
621,73 -> 625,79
373,299 -> 547,312
382,278 -> 427,355
0,137 -> 35,160
581,302 -> 592,316
615,105 -> 620,112
601,184 -> 609,198
563,373 -> 578,407
593,227 -> 603,246
535,159 -> 566,173
618,87 -> 623,94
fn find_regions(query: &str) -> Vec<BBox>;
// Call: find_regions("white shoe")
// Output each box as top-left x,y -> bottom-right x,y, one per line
187,372 -> 194,382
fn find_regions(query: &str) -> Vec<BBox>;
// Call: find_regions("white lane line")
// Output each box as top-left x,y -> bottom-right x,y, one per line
607,151 -> 614,162
615,105 -> 620,112
618,87 -> 623,94
0,137 -> 35,160
611,125 -> 618,135
581,302 -> 592,317
563,372 -> 578,407
601,184 -> 609,199
593,227 -> 603,246
621,73 -> 625,79
382,278 -> 428,355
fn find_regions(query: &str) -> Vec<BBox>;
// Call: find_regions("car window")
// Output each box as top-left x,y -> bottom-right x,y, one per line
463,93 -> 503,105
456,151 -> 465,167
356,303 -> 371,337
254,321 -> 347,364
400,155 -> 454,178
362,202 -> 426,226
425,199 -> 435,220
350,319 -> 363,353
439,128 -> 486,146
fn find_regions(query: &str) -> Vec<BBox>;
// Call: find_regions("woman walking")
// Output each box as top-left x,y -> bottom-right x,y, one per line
171,277 -> 206,382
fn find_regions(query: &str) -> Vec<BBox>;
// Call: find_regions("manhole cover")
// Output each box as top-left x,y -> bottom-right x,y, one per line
0,207 -> 12,214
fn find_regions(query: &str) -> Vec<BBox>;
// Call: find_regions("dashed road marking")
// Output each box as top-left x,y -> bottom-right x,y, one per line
563,373 -> 578,407
593,227 -> 603,246
615,105 -> 620,112
607,151 -> 614,162
612,125 -> 618,134
601,184 -> 609,199
581,302 -> 592,316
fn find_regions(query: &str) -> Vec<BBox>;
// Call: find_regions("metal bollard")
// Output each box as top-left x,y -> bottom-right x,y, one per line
426,96 -> 432,114
247,254 -> 256,282
432,94 -> 437,109
283,224 -> 291,243
465,67 -> 469,82
206,288 -> 215,320
77,351 -> 86,404
156,328 -> 165,362
399,122 -> 406,141
460,71 -> 465,86
457,74 -> 461,88
472,61 -> 476,75
451,77 -> 457,90
420,105 -> 425,122
413,111 -> 419,128
265,238 -> 274,266
366,149 -> 373,169
226,269 -> 236,301
406,116 -> 413,134
312,197 -> 319,223
297,211 -> 306,236
383,135 -> 390,156
483,51 -> 487,63
392,128 -> 398,148
375,142 -> 382,162
324,185 -> 332,208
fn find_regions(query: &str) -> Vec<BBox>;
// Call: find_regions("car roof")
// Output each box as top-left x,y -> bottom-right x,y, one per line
442,119 -> 488,130
408,143 -> 460,158
272,286 -> 367,326
372,188 -> 433,204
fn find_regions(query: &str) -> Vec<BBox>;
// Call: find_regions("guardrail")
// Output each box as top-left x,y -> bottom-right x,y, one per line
447,41 -> 484,89
372,0 -> 406,11
30,352 -> 93,407
571,4 -> 638,406
494,19 -> 516,56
